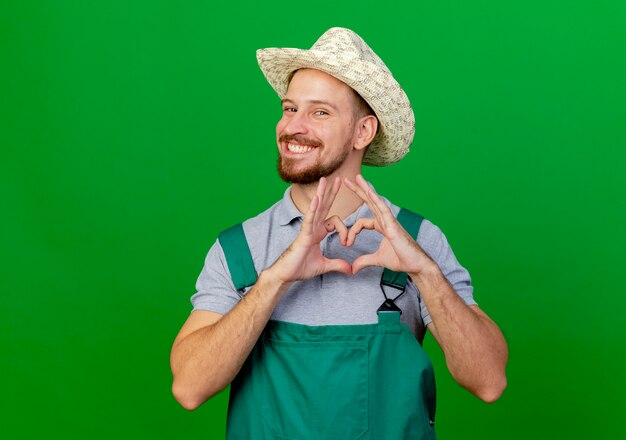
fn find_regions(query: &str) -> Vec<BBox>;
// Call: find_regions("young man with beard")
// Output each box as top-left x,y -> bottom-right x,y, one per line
170,27 -> 508,439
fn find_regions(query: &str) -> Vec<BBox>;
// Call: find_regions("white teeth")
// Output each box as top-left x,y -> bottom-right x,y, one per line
287,143 -> 316,154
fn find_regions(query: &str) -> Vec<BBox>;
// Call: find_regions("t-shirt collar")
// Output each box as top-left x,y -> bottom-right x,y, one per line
277,184 -> 378,227
277,186 -> 304,226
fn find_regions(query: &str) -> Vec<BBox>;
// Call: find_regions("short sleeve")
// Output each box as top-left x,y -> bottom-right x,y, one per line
416,220 -> 477,326
190,238 -> 243,315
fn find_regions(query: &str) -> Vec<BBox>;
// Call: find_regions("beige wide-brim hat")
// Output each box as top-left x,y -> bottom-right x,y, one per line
256,27 -> 414,167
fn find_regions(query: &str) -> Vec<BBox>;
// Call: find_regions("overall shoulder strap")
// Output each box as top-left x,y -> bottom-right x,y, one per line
380,207 -> 425,291
218,223 -> 258,291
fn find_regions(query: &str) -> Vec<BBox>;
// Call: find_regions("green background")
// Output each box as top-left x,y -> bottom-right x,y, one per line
2,0 -> 625,438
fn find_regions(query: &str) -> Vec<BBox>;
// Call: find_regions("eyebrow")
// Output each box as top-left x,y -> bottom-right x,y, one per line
281,98 -> 338,112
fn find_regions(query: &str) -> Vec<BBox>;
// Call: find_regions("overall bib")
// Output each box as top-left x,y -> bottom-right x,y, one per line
219,208 -> 437,440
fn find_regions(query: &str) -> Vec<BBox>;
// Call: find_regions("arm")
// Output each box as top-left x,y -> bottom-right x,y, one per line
170,177 -> 351,410
344,174 -> 508,403
170,269 -> 291,410
410,266 -> 508,403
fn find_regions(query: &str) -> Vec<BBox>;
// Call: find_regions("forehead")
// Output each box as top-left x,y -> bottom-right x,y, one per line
285,69 -> 354,106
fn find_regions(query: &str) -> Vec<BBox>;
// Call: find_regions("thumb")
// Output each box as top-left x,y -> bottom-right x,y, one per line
323,258 -> 353,276
352,254 -> 379,275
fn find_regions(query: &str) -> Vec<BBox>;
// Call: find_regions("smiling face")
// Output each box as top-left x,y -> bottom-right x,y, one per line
276,69 -> 366,184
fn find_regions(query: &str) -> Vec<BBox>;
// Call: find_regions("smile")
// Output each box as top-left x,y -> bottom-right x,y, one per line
286,143 -> 319,154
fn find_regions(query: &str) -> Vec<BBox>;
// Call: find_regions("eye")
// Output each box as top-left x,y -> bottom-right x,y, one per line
283,107 -> 297,113
314,110 -> 329,116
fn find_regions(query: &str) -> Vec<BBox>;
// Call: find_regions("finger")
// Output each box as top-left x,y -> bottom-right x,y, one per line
356,174 -> 397,230
312,177 -> 327,225
301,194 -> 320,234
316,176 -> 335,223
342,175 -> 357,192
324,215 -> 349,246
346,217 -> 376,246
343,176 -> 370,207
355,174 -> 385,222
360,189 -> 411,246
346,175 -> 382,226
358,175 -> 395,224
318,176 -> 327,194
319,176 -> 342,221
323,257 -> 353,276
352,253 -> 380,275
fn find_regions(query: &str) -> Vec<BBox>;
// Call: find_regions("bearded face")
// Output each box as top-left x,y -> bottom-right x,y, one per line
276,134 -> 352,184
275,69 -> 361,185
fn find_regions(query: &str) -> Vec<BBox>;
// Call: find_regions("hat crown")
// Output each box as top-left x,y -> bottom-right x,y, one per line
310,27 -> 390,74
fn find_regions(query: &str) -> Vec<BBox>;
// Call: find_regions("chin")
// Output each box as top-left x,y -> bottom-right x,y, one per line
277,164 -> 325,185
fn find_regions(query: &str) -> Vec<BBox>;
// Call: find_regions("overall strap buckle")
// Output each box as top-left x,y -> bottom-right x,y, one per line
377,207 -> 425,315
377,280 -> 405,314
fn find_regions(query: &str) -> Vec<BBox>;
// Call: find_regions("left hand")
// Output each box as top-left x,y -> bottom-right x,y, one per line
343,174 -> 436,275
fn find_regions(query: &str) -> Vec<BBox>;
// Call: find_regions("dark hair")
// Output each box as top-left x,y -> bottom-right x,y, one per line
351,89 -> 380,143
351,88 -> 375,119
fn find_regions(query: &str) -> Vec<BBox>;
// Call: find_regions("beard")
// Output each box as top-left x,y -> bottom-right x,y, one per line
277,135 -> 352,184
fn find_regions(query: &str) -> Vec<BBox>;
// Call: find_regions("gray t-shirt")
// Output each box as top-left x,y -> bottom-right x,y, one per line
191,186 -> 477,343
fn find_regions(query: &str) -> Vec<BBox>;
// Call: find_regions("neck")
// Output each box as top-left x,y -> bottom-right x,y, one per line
290,171 -> 365,222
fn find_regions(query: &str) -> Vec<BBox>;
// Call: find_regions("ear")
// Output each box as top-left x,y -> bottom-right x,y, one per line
353,115 -> 379,151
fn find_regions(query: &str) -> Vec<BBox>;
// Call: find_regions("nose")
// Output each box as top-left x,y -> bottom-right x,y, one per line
279,110 -> 309,136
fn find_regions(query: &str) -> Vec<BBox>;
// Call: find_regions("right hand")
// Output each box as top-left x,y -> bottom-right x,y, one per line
268,176 -> 353,284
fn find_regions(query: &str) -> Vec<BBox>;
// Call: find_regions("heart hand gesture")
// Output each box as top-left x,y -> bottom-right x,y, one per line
343,174 -> 435,276
270,176 -> 353,284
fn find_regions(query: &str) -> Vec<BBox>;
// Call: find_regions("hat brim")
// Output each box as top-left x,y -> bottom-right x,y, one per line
257,47 -> 414,167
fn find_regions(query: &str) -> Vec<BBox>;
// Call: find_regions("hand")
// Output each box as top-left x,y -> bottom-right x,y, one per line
269,176 -> 353,284
343,174 -> 435,275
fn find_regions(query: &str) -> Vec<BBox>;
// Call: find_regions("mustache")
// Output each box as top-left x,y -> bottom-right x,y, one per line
279,135 -> 323,149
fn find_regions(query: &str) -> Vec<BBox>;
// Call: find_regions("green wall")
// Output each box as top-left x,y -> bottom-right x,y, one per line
2,1 -> 624,438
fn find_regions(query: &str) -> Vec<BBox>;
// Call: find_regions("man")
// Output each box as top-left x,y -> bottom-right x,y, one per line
170,27 -> 508,439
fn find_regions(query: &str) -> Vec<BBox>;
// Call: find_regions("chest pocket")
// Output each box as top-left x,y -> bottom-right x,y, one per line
262,337 -> 369,440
